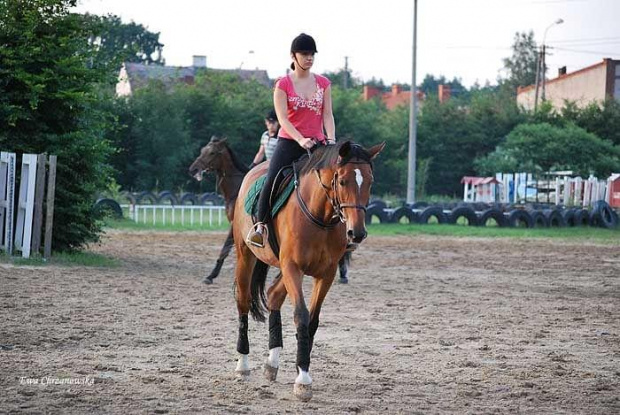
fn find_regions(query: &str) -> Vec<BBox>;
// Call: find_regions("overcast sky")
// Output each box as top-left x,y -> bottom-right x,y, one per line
74,0 -> 620,87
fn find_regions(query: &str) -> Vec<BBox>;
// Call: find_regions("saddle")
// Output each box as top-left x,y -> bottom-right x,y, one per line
243,166 -> 296,218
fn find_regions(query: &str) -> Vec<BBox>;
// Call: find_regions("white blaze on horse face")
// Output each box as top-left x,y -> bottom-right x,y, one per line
354,169 -> 363,193
268,347 -> 282,368
295,367 -> 312,385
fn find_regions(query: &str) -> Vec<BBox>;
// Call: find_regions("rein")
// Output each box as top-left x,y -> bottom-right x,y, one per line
293,157 -> 370,230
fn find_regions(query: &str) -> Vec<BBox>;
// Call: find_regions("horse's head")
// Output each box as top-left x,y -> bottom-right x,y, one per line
332,141 -> 385,244
188,136 -> 227,181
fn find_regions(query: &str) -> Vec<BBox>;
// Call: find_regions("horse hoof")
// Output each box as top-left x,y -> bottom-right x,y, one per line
234,369 -> 250,379
294,383 -> 313,401
202,277 -> 214,285
263,363 -> 278,382
338,277 -> 348,284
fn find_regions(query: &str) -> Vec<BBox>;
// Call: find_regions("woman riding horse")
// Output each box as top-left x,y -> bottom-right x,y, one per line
232,140 -> 385,401
188,136 -> 351,284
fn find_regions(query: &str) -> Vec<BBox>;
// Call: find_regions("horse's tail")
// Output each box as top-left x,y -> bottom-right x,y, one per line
249,259 -> 269,322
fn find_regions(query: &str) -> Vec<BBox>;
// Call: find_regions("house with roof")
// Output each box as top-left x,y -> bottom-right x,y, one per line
116,55 -> 271,97
517,58 -> 620,111
362,84 -> 453,110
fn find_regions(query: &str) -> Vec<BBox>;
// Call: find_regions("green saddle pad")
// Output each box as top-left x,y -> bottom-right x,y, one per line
244,174 -> 295,218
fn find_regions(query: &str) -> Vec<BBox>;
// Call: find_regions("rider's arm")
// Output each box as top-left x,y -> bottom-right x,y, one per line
322,85 -> 336,143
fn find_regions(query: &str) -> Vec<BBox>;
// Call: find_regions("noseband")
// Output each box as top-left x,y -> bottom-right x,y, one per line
293,158 -> 371,229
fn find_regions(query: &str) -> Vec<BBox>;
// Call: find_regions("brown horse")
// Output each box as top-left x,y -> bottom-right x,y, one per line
188,136 -> 352,284
188,136 -> 248,284
232,140 -> 385,401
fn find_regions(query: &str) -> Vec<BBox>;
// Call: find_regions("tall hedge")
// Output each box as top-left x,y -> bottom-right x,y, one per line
0,0 -> 115,251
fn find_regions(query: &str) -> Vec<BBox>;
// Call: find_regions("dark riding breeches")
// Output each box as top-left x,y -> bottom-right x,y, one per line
255,138 -> 306,223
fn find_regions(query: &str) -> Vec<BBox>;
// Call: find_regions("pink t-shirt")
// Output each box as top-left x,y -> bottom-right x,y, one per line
276,74 -> 331,142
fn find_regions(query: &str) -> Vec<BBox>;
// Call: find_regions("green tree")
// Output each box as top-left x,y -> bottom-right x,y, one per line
475,123 -> 620,177
81,13 -> 164,72
0,0 -> 115,251
419,74 -> 469,101
501,31 -> 538,92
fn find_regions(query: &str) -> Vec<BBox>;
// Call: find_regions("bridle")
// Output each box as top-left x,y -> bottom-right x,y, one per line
293,156 -> 372,230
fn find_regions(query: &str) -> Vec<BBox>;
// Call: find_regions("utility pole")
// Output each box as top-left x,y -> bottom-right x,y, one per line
540,19 -> 564,105
541,44 -> 547,101
534,47 -> 542,111
344,56 -> 349,89
406,0 -> 418,204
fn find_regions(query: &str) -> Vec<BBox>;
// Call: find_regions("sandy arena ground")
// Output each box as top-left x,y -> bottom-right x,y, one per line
1,229 -> 619,414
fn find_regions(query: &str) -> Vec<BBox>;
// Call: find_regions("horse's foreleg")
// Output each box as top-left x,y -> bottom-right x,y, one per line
263,272 -> 287,381
308,268 -> 337,355
281,264 -> 312,401
204,228 -> 234,284
234,244 -> 255,377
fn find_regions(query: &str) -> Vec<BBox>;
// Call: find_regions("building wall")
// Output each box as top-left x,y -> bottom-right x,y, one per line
517,60 -> 616,111
614,63 -> 620,99
115,65 -> 132,97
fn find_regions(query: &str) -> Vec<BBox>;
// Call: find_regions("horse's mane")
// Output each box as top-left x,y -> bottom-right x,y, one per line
299,141 -> 373,176
210,137 -> 250,174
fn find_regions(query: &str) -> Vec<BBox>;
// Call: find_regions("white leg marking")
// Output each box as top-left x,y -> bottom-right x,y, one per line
295,367 -> 312,385
267,347 -> 282,368
236,354 -> 249,372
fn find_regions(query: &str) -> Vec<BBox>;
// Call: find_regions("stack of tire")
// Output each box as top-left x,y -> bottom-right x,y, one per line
363,199 -> 618,230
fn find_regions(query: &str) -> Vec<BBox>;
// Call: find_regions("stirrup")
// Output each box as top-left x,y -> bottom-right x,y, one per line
246,222 -> 267,248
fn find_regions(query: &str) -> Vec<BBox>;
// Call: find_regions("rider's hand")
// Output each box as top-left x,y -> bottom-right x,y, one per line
298,137 -> 316,150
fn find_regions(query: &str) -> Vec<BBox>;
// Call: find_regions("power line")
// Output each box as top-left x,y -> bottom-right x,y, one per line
554,46 -> 620,56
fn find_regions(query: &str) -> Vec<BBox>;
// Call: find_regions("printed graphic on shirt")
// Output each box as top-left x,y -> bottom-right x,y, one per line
288,86 -> 324,115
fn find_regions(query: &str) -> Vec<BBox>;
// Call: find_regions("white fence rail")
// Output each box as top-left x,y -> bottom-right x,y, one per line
121,204 -> 228,226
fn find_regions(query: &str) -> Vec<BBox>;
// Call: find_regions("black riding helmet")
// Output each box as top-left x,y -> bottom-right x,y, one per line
290,33 -> 317,54
290,33 -> 317,70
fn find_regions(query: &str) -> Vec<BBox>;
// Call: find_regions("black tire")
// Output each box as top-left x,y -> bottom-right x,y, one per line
573,209 -> 590,226
590,200 -> 618,229
119,191 -> 136,205
543,209 -> 566,228
474,202 -> 490,212
407,201 -> 428,209
368,199 -> 387,210
179,192 -> 198,205
561,208 -> 576,226
390,207 -> 418,224
136,191 -> 157,205
200,192 -> 225,206
418,206 -> 447,224
157,191 -> 178,205
507,209 -> 535,228
478,208 -> 506,227
526,209 -> 547,228
449,206 -> 478,226
365,205 -> 389,224
93,198 -> 123,219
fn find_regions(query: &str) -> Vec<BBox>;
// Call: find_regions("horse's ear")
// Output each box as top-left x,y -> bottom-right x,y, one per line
338,141 -> 352,162
367,141 -> 386,160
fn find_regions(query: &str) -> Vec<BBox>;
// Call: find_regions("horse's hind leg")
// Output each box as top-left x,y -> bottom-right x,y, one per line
203,227 -> 234,284
234,244 -> 256,377
263,272 -> 287,381
338,251 -> 351,284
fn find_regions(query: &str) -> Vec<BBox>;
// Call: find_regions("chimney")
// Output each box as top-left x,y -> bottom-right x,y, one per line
558,66 -> 567,77
438,84 -> 451,103
391,84 -> 402,96
192,55 -> 207,68
363,85 -> 380,101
